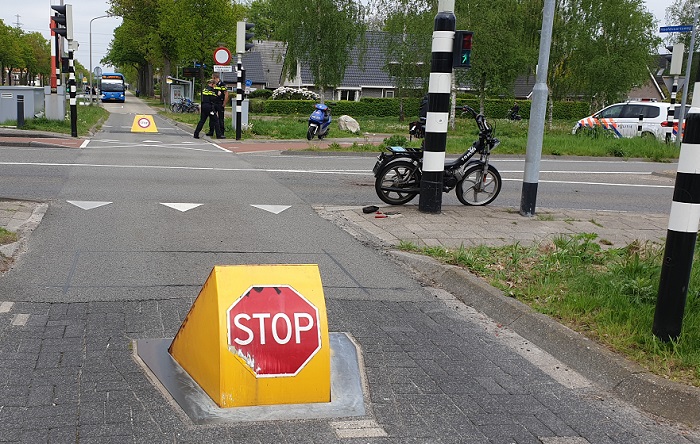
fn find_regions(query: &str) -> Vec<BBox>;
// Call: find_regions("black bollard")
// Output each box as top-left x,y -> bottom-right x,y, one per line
17,95 -> 25,128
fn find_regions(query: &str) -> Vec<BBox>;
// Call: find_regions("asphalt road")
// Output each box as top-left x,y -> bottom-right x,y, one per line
0,99 -> 696,442
238,150 -> 676,213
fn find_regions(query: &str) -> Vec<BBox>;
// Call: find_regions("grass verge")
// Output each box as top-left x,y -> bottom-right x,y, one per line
398,234 -> 700,388
158,106 -> 680,160
2,104 -> 109,137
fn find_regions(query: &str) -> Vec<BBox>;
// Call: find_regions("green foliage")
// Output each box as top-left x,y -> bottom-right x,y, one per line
269,0 -> 366,95
0,21 -> 50,85
455,0 -> 537,104
552,0 -> 661,105
248,89 -> 272,99
402,234 -> 700,387
253,97 -> 593,121
2,104 -> 109,136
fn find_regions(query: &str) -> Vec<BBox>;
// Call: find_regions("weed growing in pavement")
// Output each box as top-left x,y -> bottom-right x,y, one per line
0,228 -> 17,245
399,234 -> 700,387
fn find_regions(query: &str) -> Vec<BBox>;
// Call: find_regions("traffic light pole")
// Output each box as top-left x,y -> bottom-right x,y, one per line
235,56 -> 243,141
68,42 -> 78,137
519,0 -> 555,216
418,0 -> 456,214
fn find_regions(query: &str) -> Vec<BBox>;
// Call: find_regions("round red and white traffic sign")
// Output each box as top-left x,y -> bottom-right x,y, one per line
213,47 -> 231,65
138,117 -> 151,129
227,285 -> 321,377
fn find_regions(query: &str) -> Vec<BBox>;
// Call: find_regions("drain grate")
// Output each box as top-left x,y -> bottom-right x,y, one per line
330,419 -> 388,439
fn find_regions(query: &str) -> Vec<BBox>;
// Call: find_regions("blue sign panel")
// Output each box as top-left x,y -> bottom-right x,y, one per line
660,25 -> 694,33
245,79 -> 252,87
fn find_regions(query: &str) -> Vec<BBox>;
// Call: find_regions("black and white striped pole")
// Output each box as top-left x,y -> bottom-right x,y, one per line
418,0 -> 456,214
652,68 -> 700,342
68,40 -> 78,138
235,56 -> 243,141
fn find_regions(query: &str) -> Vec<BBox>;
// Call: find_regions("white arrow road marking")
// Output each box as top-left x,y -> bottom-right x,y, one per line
67,201 -> 113,210
160,203 -> 203,212
251,204 -> 291,214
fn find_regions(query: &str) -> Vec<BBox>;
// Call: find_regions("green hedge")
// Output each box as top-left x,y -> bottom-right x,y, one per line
249,97 -> 591,121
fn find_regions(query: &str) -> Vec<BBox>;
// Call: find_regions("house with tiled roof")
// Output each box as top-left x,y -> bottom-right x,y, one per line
224,31 -> 423,100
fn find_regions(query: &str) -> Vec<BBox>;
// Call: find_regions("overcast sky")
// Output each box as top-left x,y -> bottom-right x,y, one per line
0,0 -> 678,73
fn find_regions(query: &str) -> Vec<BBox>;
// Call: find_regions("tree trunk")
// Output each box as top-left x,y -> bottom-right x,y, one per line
162,59 -> 172,105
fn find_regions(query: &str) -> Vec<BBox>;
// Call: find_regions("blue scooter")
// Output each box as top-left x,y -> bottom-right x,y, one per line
307,103 -> 331,140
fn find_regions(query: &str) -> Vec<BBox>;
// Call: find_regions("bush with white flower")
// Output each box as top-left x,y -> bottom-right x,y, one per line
271,87 -> 320,101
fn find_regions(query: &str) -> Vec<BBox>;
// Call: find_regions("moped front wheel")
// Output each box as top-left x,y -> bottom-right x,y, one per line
456,164 -> 502,206
375,160 -> 421,205
307,125 -> 317,140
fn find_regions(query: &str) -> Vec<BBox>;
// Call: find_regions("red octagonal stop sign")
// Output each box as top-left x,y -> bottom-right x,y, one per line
227,285 -> 321,377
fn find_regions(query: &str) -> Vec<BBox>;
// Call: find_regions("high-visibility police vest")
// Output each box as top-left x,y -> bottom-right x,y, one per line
202,86 -> 217,104
214,81 -> 227,105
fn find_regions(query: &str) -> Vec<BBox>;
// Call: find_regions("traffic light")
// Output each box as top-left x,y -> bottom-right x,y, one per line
51,4 -> 74,41
453,30 -> 473,69
236,21 -> 255,53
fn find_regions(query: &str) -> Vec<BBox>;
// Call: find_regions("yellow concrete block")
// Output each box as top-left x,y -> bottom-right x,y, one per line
169,264 -> 331,408
130,114 -> 158,132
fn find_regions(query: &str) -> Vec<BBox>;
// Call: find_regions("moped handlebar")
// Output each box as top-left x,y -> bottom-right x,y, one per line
460,105 -> 490,134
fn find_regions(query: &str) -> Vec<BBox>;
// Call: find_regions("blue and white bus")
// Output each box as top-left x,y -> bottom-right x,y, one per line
100,73 -> 126,102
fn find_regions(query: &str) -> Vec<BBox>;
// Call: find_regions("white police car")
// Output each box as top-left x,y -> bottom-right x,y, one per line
572,101 -> 688,141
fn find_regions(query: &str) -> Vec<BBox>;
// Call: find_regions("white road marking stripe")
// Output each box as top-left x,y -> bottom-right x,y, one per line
0,302 -> 14,313
0,162 -> 675,188
501,178 -> 673,188
79,140 -> 90,148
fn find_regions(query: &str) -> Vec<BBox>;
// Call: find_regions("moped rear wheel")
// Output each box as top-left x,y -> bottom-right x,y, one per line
375,160 -> 421,205
307,125 -> 316,140
456,164 -> 502,206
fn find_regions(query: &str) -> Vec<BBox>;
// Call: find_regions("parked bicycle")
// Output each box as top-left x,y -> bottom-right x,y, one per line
170,97 -> 200,113
373,105 -> 502,206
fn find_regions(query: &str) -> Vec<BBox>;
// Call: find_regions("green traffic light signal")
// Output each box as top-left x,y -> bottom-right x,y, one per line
453,30 -> 472,69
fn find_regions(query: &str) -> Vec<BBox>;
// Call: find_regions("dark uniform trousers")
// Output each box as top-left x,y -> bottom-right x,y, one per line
211,81 -> 227,136
194,89 -> 222,138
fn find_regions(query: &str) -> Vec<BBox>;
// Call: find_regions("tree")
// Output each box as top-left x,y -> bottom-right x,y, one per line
269,0 -> 366,101
454,0 -> 536,114
247,0 -> 277,41
19,32 -> 50,86
665,0 -> 700,50
551,0 -> 660,110
380,1 -> 434,121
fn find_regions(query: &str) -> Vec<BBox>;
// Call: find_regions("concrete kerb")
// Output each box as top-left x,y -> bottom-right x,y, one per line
387,249 -> 700,428
0,201 -> 48,259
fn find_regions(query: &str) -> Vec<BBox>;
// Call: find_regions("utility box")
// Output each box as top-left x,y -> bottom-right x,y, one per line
0,86 -> 45,123
232,99 -> 249,130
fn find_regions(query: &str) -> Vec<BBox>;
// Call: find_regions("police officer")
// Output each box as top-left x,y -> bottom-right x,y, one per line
194,79 -> 223,139
208,73 -> 228,137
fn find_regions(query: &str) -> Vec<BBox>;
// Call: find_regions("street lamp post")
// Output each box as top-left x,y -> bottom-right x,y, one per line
89,14 -> 112,102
